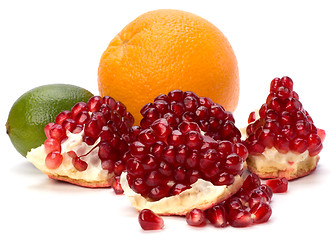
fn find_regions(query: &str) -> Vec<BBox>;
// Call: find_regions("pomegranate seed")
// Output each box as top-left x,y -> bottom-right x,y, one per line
150,118 -> 172,141
71,102 -> 88,119
228,208 -> 253,227
148,184 -> 170,201
87,96 -> 102,112
84,119 -> 101,140
290,137 -> 308,153
112,176 -> 124,194
126,158 -> 144,177
49,124 -> 66,141
101,160 -> 115,173
55,111 -> 72,125
44,123 -> 55,138
241,173 -> 261,192
224,197 -> 244,211
205,205 -> 228,227
248,111 -> 256,123
167,130 -> 183,146
130,141 -> 148,159
280,76 -> 294,90
223,153 -> 243,175
184,131 -> 203,149
276,86 -> 292,100
150,141 -> 166,158
178,121 -> 200,134
317,128 -> 326,142
113,160 -> 125,176
251,202 -> 272,224
170,183 -> 189,195
62,118 -> 77,132
72,157 -> 88,171
154,100 -> 169,114
45,151 -> 63,169
274,135 -> 290,153
44,138 -> 61,154
168,89 -> 184,102
138,209 -> 164,230
186,208 -> 206,227
270,77 -> 281,93
102,96 -> 117,110
248,140 -> 265,155
170,101 -> 185,117
266,177 -> 288,193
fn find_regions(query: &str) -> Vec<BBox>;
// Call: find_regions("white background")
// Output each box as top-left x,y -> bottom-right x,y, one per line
1,0 -> 335,239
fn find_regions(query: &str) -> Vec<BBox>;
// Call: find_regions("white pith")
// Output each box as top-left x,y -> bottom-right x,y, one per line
120,172 -> 244,215
26,130 -> 112,182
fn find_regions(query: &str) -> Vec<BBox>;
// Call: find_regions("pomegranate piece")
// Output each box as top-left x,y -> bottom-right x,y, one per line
244,76 -> 324,180
27,95 -> 135,188
138,209 -> 164,230
124,90 -> 246,202
186,208 -> 206,227
266,177 -> 288,193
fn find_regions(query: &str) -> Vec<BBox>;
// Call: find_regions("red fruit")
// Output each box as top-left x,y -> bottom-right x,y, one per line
27,95 -> 134,188
138,209 -> 164,230
124,90 -> 244,202
266,177 -> 288,193
245,76 -> 323,180
186,208 -> 206,227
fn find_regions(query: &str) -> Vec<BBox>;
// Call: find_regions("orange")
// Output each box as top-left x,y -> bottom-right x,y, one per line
98,9 -> 239,124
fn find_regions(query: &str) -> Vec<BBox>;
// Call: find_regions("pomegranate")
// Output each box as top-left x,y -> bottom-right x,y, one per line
26,96 -> 134,188
243,76 -> 324,180
121,90 -> 247,215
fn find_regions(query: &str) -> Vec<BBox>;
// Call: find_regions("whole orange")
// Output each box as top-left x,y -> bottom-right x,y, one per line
98,9 -> 239,124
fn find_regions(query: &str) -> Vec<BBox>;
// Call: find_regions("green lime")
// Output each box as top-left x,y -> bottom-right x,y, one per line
6,84 -> 93,157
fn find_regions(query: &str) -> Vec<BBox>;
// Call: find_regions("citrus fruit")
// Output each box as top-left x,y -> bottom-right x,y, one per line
6,84 -> 93,157
98,9 -> 239,124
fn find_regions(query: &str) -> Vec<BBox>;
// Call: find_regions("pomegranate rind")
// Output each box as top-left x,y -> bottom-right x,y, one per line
47,174 -> 113,188
120,172 -> 245,216
246,147 -> 319,180
26,131 -> 114,188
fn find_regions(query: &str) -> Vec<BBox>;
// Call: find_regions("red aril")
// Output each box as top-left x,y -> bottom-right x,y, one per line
138,209 -> 164,230
186,208 -> 206,226
266,177 -> 288,193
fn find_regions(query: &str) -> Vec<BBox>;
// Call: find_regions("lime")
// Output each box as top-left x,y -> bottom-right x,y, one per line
6,84 -> 93,157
